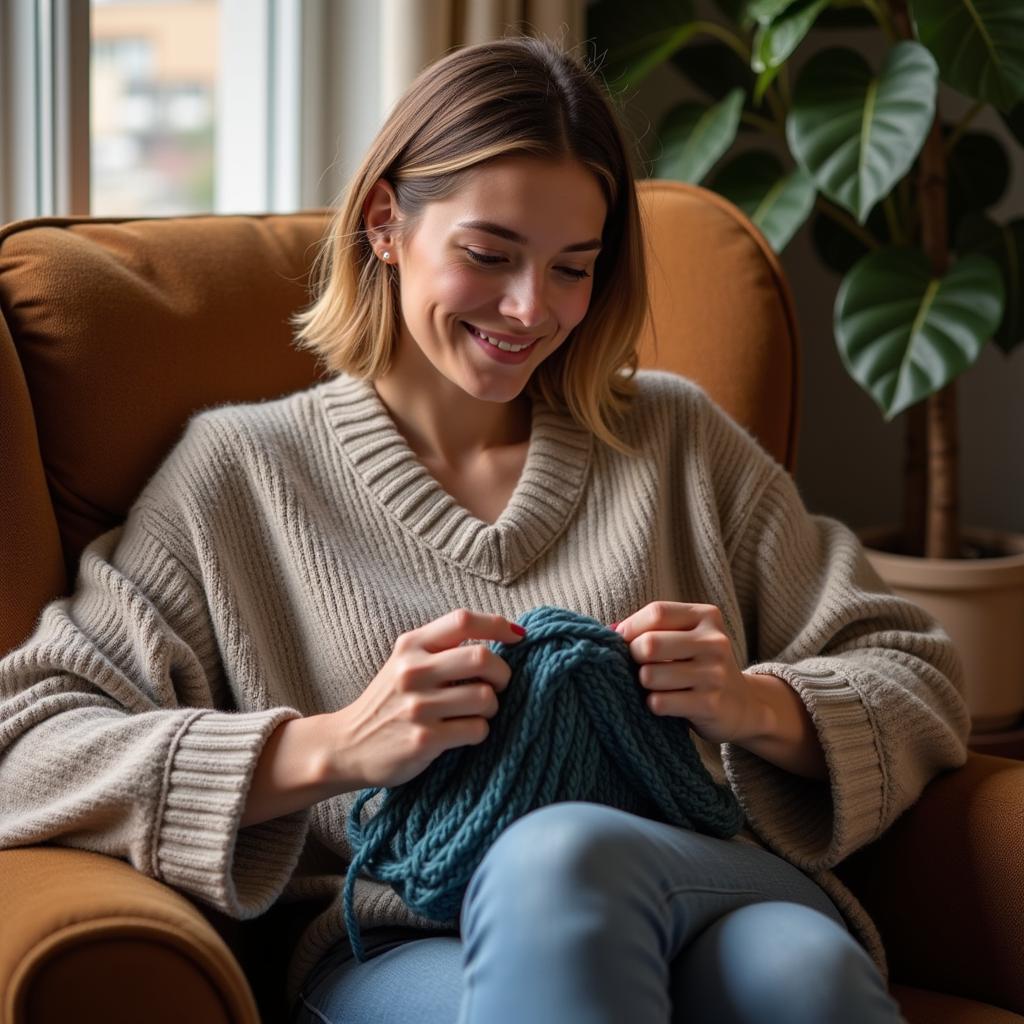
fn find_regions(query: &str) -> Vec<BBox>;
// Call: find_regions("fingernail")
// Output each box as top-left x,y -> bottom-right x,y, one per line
609,622 -> 619,631
510,624 -> 526,636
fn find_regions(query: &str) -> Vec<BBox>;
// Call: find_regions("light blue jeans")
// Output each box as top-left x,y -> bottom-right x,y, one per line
294,802 -> 905,1023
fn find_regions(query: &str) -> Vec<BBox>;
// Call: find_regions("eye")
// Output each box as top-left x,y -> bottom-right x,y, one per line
464,248 -> 505,265
557,266 -> 591,281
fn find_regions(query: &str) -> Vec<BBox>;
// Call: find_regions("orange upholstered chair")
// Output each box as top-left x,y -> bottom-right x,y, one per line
1,181 -> 1022,1023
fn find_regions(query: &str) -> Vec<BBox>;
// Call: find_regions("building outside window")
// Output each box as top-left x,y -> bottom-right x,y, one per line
91,0 -> 219,216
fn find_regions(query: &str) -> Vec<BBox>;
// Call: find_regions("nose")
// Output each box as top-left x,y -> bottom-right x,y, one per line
498,267 -> 549,332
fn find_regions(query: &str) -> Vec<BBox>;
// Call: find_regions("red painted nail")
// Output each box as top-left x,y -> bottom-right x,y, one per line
510,624 -> 527,636
609,622 -> 619,630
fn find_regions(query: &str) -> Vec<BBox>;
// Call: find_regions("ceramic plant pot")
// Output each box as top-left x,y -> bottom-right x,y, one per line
857,526 -> 1024,733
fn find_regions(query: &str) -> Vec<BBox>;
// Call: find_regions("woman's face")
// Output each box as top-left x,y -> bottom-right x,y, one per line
381,155 -> 607,405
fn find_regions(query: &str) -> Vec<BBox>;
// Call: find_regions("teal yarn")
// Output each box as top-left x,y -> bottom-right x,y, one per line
342,604 -> 745,961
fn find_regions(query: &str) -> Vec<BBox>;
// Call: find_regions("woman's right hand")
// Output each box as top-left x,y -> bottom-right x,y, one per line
326,609 -> 526,791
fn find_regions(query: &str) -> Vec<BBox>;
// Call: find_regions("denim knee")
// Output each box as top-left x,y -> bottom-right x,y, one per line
467,802 -> 640,896
674,901 -> 900,1024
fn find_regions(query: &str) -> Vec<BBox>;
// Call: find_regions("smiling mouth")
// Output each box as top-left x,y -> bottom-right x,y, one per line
463,322 -> 539,353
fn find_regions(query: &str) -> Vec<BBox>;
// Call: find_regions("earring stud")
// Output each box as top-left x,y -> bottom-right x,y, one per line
381,250 -> 391,261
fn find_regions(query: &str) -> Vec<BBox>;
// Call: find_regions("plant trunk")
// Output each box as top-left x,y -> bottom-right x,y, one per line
903,403 -> 926,555
919,117 -> 959,558
891,0 -> 960,559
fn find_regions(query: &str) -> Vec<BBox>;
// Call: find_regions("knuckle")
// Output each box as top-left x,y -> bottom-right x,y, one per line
650,601 -> 670,624
409,724 -> 433,752
452,608 -> 473,630
472,719 -> 490,744
393,661 -> 419,691
710,633 -> 731,657
401,694 -> 428,722
469,644 -> 490,670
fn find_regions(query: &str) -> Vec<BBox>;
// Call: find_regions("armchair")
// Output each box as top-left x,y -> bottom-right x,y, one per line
1,181 -> 1022,1023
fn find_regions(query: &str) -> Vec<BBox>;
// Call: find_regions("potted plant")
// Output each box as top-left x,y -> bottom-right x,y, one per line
588,0 -> 1024,732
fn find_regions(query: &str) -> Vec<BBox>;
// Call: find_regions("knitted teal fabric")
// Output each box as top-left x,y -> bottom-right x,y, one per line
342,605 -> 746,960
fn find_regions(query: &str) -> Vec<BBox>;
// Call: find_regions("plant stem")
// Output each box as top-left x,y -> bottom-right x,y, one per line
944,99 -> 986,156
761,82 -> 788,126
777,64 -> 792,109
682,20 -> 788,125
862,0 -> 897,41
688,21 -> 750,63
740,111 -> 784,136
898,175 -> 915,239
814,195 -> 881,250
882,194 -> 906,245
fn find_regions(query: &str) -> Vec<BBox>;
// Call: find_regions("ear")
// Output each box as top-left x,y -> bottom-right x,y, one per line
362,179 -> 402,259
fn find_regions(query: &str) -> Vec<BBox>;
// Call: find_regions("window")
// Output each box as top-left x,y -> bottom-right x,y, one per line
0,0 -> 359,223
91,1 -> 218,215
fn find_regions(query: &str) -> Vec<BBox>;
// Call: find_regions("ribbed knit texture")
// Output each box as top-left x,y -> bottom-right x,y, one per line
0,369 -> 971,1008
343,604 -> 745,960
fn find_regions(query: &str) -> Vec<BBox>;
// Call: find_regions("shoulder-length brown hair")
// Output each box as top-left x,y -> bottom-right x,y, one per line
291,35 -> 648,455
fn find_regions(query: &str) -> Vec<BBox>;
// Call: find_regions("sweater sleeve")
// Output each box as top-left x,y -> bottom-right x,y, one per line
0,509 -> 311,919
697,394 -> 971,872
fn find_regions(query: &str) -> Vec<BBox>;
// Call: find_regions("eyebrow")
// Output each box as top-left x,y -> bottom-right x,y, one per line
457,219 -> 602,253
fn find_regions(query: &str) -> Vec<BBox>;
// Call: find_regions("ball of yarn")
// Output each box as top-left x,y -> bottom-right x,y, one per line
342,605 -> 745,960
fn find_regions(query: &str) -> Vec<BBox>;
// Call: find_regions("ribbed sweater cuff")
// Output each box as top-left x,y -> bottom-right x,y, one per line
155,708 -> 311,918
721,662 -> 886,871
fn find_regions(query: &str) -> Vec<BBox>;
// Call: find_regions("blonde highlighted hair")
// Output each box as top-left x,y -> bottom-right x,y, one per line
291,35 -> 648,455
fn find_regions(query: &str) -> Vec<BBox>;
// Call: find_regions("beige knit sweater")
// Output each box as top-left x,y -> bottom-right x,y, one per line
0,369 -> 970,1007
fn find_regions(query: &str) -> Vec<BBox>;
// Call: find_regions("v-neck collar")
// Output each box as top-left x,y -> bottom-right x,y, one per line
318,374 -> 593,584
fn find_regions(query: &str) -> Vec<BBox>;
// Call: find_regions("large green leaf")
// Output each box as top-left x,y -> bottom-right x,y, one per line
787,43 -> 938,223
957,213 -> 1024,353
746,0 -> 799,22
909,0 -> 1024,113
834,248 -> 1005,418
947,130 -> 1011,229
587,0 -> 696,92
710,151 -> 817,251
654,90 -> 745,184
751,0 -> 830,103
751,0 -> 830,73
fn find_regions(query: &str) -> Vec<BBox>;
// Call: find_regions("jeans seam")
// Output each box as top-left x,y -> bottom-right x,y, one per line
662,885 -> 772,900
299,994 -> 335,1024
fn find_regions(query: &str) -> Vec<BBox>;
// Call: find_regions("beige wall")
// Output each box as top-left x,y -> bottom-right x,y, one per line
626,14 -> 1024,534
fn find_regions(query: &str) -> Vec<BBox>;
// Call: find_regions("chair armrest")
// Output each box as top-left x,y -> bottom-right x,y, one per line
835,752 -> 1024,1014
0,846 -> 260,1024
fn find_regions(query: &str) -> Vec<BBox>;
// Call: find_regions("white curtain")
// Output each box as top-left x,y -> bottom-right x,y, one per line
380,0 -> 586,112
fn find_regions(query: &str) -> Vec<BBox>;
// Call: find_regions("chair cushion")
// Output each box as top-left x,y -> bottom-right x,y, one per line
635,181 -> 798,472
0,213 -> 327,594
893,984 -> 1024,1023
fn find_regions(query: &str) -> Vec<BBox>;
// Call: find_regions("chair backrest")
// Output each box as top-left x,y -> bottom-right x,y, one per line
0,179 -> 799,654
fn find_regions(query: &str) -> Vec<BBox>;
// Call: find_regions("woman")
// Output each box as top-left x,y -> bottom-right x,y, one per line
0,36 -> 968,1024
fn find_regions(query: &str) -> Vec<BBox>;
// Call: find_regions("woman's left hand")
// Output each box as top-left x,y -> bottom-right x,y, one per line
613,601 -> 765,746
